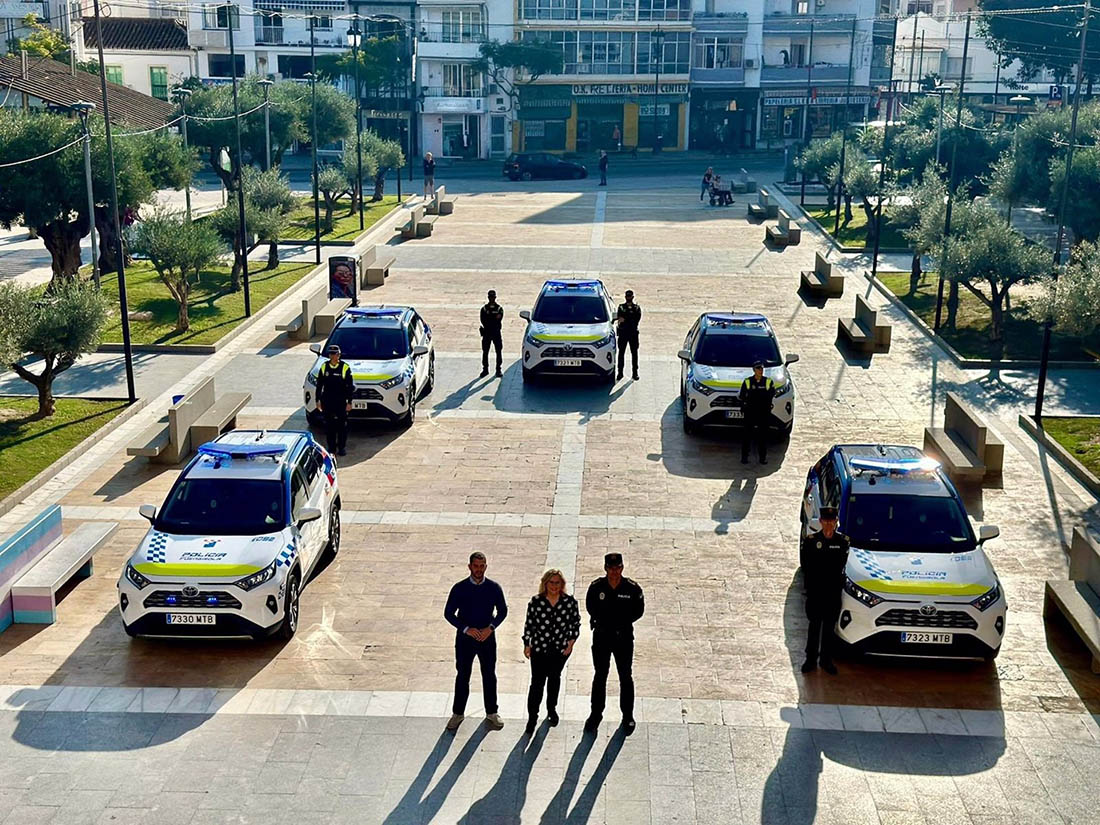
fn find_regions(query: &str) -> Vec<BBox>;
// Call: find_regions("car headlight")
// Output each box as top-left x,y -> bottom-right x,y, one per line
970,583 -> 1002,611
689,376 -> 715,396
524,333 -> 545,349
843,576 -> 884,608
593,333 -> 614,348
235,560 -> 278,591
379,374 -> 405,389
774,380 -> 793,397
306,371 -> 318,387
125,562 -> 150,590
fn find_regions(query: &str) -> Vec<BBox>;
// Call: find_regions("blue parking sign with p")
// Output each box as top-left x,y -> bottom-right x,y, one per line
1049,85 -> 1063,101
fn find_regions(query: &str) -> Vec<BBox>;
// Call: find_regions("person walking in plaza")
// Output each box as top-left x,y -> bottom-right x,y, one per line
701,166 -> 714,201
739,360 -> 776,464
479,289 -> 504,378
615,290 -> 641,381
523,569 -> 581,734
801,507 -> 849,675
314,344 -> 354,456
598,150 -> 609,186
612,124 -> 621,151
585,552 -> 644,735
423,152 -> 436,199
445,552 -> 508,731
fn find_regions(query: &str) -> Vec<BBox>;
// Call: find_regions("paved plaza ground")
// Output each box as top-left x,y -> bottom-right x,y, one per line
0,172 -> 1098,823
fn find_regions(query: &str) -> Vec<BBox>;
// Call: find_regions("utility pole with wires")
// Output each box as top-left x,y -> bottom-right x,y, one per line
871,16 -> 900,283
906,13 -> 918,100
172,87 -> 193,220
72,101 -> 100,289
226,2 -> 251,317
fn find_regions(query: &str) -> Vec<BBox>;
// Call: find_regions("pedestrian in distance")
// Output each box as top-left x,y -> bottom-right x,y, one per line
612,124 -> 622,151
801,507 -> 849,675
598,150 -> 609,186
523,568 -> 581,734
739,360 -> 776,465
701,166 -> 714,201
615,290 -> 641,381
585,552 -> 644,735
315,344 -> 354,457
479,289 -> 504,378
423,151 -> 436,199
445,552 -> 508,731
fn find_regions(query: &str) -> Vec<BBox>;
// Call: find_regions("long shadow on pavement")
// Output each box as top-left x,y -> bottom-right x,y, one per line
540,728 -> 626,824
382,724 -> 487,824
458,723 -> 550,823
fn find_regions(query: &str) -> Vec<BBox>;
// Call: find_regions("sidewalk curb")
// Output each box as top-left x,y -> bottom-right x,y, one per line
0,397 -> 147,519
1018,414 -> 1100,499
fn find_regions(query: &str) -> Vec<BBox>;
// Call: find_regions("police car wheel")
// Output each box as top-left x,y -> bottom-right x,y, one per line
326,506 -> 341,557
401,386 -> 417,428
782,419 -> 794,437
277,573 -> 300,641
683,415 -> 698,435
522,367 -> 534,384
983,646 -> 1001,663
423,354 -> 435,395
521,171 -> 533,181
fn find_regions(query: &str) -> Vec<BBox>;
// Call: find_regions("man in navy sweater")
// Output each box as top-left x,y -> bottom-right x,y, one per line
444,552 -> 509,731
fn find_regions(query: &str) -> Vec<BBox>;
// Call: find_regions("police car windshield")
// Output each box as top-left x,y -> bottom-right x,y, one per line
695,331 -> 781,368
844,494 -> 975,552
328,326 -> 407,360
157,479 -> 286,535
533,295 -> 608,324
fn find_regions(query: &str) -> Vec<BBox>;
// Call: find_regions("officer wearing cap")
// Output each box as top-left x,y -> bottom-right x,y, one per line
801,506 -> 849,675
585,552 -> 645,735
615,291 -> 642,381
315,344 -> 354,456
739,360 -> 776,464
479,290 -> 504,378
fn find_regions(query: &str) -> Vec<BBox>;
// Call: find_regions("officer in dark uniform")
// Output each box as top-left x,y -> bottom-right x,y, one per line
801,506 -> 850,675
585,552 -> 645,734
615,290 -> 641,381
739,361 -> 776,464
315,344 -> 354,456
479,290 -> 504,378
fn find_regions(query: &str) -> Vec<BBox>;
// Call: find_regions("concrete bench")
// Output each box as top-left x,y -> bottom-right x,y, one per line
0,506 -> 63,631
399,205 -> 426,239
837,294 -> 892,356
800,251 -> 844,299
923,392 -> 1004,482
360,245 -> 396,287
732,167 -> 757,194
416,214 -> 440,238
11,522 -> 117,624
315,298 -> 353,335
425,185 -> 456,216
747,187 -> 778,221
189,391 -> 252,446
127,376 -> 216,464
1044,527 -> 1100,674
275,284 -> 327,342
766,209 -> 801,246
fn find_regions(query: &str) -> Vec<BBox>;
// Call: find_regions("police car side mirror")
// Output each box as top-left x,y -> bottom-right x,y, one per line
978,525 -> 1000,544
298,507 -> 323,525
309,343 -> 322,355
138,504 -> 156,524
677,349 -> 691,361
807,518 -> 822,533
412,345 -> 429,357
519,310 -> 531,321
785,353 -> 800,365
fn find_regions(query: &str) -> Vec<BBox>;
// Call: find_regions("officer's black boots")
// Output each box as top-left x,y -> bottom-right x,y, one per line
480,368 -> 488,378
623,718 -> 636,736
801,658 -> 816,673
547,709 -> 559,726
820,659 -> 837,675
584,714 -> 601,733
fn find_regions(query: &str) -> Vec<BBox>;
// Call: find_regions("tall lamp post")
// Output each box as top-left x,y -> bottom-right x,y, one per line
72,101 -> 100,288
933,82 -> 953,166
1006,94 -> 1029,226
651,25 -> 665,153
307,12 -> 321,265
347,22 -> 365,230
172,87 -> 193,219
226,1 -> 251,317
257,78 -> 274,171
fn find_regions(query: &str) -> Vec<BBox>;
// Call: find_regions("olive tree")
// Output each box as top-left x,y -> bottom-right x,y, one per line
362,131 -> 405,201
796,132 -> 844,210
242,167 -> 296,268
315,165 -> 349,232
1034,241 -> 1100,336
209,204 -> 286,284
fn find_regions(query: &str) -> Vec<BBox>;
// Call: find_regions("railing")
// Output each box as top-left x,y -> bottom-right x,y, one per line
761,64 -> 850,82
256,26 -> 284,44
417,23 -> 487,43
690,66 -> 745,83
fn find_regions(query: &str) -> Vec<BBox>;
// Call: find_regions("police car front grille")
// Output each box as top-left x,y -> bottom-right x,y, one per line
875,609 -> 978,629
144,591 -> 243,610
353,387 -> 383,400
543,347 -> 595,359
709,395 -> 741,408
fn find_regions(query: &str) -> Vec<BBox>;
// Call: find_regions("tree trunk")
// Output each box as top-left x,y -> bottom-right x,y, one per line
176,295 -> 190,332
323,196 -> 335,232
989,283 -> 1005,360
826,185 -> 836,211
267,241 -> 279,271
909,253 -> 922,295
94,205 -> 126,274
862,200 -> 877,248
11,357 -> 55,417
37,219 -> 86,283
372,171 -> 386,202
210,149 -> 235,194
843,192 -> 853,223
945,280 -> 960,331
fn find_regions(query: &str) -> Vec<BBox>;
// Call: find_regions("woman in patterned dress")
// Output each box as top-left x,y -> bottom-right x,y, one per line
522,568 -> 581,733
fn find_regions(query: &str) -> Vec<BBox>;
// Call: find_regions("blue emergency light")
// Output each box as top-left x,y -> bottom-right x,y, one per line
345,307 -> 404,318
849,456 -> 940,474
546,280 -> 600,290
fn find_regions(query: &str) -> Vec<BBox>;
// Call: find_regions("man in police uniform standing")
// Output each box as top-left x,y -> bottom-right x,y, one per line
315,344 -> 354,456
585,552 -> 645,734
739,361 -> 776,464
615,290 -> 641,381
801,506 -> 849,675
479,289 -> 504,378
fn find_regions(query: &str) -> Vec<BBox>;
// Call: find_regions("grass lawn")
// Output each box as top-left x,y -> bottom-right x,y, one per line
878,272 -> 1100,362
283,194 -> 401,242
1042,417 -> 1100,479
100,259 -> 315,346
806,206 -> 909,249
0,398 -> 127,500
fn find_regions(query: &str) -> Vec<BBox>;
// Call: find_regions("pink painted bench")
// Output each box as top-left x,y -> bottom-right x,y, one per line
0,506 -> 62,631
11,521 -> 117,624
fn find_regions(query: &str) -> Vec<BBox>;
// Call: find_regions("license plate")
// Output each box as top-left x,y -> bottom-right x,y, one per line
555,359 -> 583,367
351,400 -> 369,410
900,632 -> 953,644
725,410 -> 744,419
166,614 -> 215,625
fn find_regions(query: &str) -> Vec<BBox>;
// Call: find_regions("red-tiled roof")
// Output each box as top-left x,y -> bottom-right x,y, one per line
82,17 -> 189,51
0,55 -> 176,129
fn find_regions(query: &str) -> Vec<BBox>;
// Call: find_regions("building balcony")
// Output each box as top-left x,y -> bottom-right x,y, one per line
690,66 -> 745,85
692,11 -> 749,33
417,33 -> 484,60
251,29 -> 350,48
762,13 -> 856,35
761,64 -> 850,83
256,26 -> 284,44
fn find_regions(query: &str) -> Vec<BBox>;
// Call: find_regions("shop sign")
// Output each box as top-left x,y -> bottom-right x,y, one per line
638,104 -> 671,117
366,110 -> 407,119
572,83 -> 688,96
764,93 -> 871,105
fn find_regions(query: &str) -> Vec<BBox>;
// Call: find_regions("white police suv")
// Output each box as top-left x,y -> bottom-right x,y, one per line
677,312 -> 799,435
303,306 -> 434,427
520,279 -> 617,383
118,430 -> 340,640
802,444 -> 1006,661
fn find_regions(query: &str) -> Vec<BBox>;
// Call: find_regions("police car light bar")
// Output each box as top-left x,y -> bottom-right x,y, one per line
545,280 -> 600,290
197,443 -> 288,461
345,307 -> 404,318
849,456 -> 940,474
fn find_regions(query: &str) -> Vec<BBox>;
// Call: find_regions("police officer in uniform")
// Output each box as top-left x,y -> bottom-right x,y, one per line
585,552 -> 645,734
801,506 -> 849,675
480,290 -> 504,378
315,344 -> 354,456
615,290 -> 641,381
739,361 -> 776,464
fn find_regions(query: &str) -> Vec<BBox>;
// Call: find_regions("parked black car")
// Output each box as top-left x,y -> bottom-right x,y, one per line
503,153 -> 588,181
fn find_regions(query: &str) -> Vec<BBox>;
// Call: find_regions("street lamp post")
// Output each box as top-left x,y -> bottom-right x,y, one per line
934,83 -> 952,166
347,22 -> 364,231
257,78 -> 273,171
651,26 -> 665,153
308,13 -> 320,265
172,87 -> 193,220
72,101 -> 100,288
226,2 -> 251,317
1006,94 -> 1029,226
